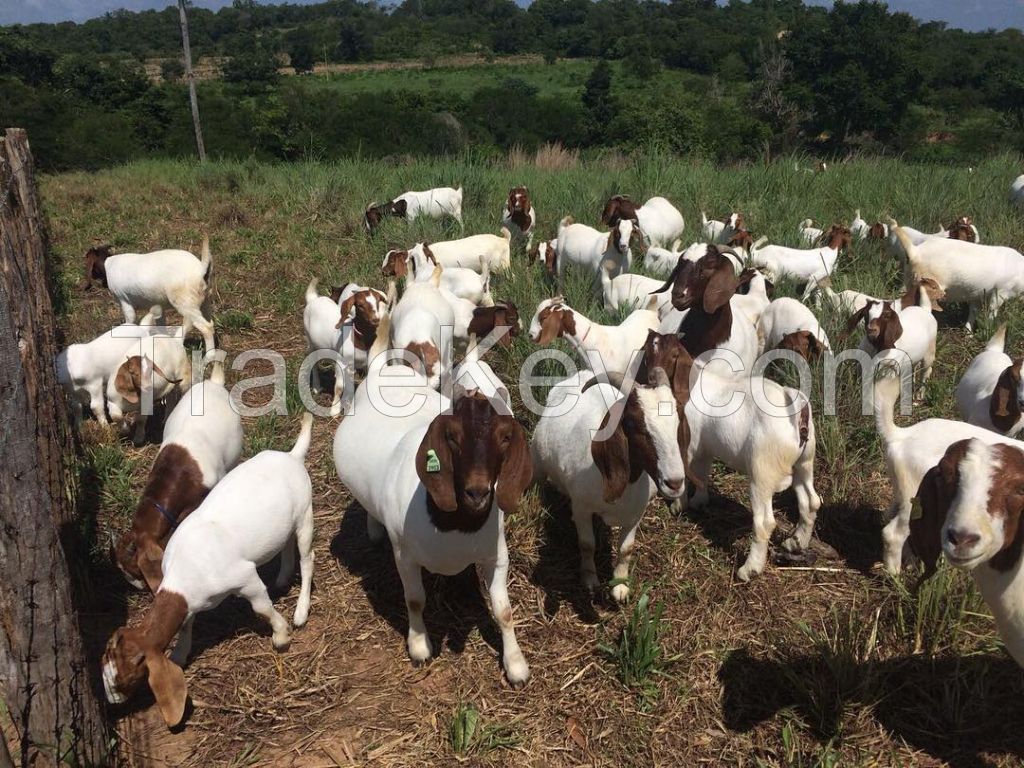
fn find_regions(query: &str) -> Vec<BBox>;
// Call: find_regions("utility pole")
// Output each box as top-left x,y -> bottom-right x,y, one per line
178,0 -> 207,162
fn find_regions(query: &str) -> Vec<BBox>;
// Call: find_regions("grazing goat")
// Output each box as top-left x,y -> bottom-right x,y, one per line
872,374 -> 1024,574
531,369 -> 686,602
113,361 -> 243,590
364,186 -> 463,232
105,336 -> 191,445
600,266 -> 672,315
555,216 -> 635,280
56,320 -> 169,426
390,269 -> 455,390
82,239 -> 215,351
889,221 -> 1024,332
527,297 -> 659,381
502,186 -> 535,249
956,324 -> 1024,437
757,297 -> 831,362
643,240 -> 685,277
102,414 -> 315,728
533,238 -> 559,278
816,276 -> 945,315
334,388 -> 532,685
913,440 -> 1024,667
404,231 -> 511,274
381,248 -> 491,304
945,216 -> 980,243
851,210 -> 870,241
601,195 -> 685,248
747,225 -> 852,299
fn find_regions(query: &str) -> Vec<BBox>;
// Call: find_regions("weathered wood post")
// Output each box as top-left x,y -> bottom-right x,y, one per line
0,129 -> 111,766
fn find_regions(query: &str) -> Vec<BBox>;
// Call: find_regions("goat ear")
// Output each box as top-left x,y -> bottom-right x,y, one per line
990,366 -> 1020,432
145,650 -> 187,728
591,400 -> 631,503
337,295 -> 357,328
702,261 -> 736,313
536,310 -> 562,345
910,464 -> 951,580
392,199 -> 408,217
882,311 -> 903,350
115,357 -> 142,404
844,305 -> 869,335
495,418 -> 532,514
416,416 -> 457,512
652,258 -> 684,295
136,537 -> 165,593
606,230 -> 616,252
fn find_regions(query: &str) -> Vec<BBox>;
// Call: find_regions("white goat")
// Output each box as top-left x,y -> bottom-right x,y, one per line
82,239 -> 215,351
798,218 -> 824,247
847,294 -> 937,397
601,195 -> 685,248
601,266 -> 671,315
502,186 -> 536,249
531,370 -> 686,602
555,216 -> 635,280
756,297 -> 831,361
955,324 -> 1024,437
101,414 -> 315,728
850,209 -> 870,241
390,269 -> 455,390
747,225 -> 852,299
105,336 -> 191,445
701,212 -> 743,244
406,231 -> 511,274
1012,174 -> 1024,207
364,186 -> 463,232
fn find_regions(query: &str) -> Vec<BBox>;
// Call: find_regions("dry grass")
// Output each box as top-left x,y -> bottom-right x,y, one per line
42,155 -> 1024,767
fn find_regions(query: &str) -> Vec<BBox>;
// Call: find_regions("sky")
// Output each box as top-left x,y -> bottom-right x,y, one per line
1,0 -> 1022,31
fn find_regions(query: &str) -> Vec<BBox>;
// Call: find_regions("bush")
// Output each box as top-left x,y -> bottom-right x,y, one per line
160,58 -> 184,82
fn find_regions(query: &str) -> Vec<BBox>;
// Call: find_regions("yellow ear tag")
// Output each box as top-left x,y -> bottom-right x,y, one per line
426,449 -> 441,473
910,496 -> 923,521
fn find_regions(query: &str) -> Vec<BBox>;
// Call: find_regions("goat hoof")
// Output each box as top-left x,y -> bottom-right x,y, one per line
611,583 -> 630,604
780,536 -> 802,554
272,634 -> 291,652
736,564 -> 760,582
506,666 -> 530,690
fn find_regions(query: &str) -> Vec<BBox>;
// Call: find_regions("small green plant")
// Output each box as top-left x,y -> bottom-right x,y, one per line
599,586 -> 666,706
449,703 -> 521,757
218,308 -> 255,332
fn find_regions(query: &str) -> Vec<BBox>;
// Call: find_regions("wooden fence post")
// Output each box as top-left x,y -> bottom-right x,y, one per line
0,129 -> 112,766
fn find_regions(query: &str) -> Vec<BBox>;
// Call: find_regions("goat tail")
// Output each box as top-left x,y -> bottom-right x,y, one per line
987,322 -> 1009,352
290,412 -> 314,460
559,215 -> 574,230
499,226 -> 511,242
700,211 -> 709,226
873,372 -> 902,444
209,358 -> 226,386
305,277 -> 319,306
887,218 -> 919,269
200,235 -> 213,283
788,390 -> 812,449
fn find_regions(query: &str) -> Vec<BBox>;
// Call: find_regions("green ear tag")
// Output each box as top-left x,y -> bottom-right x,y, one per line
425,449 -> 441,473
910,496 -> 923,521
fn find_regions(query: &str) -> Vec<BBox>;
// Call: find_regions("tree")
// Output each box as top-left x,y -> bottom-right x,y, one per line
178,0 -> 206,161
582,60 -> 615,144
288,27 -> 317,74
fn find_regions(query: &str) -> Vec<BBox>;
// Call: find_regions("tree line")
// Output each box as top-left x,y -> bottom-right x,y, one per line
1,0 -> 1022,170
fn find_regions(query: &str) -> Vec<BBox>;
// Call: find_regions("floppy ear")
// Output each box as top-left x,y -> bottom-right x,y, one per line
591,400 -> 631,503
338,295 -> 357,328
911,464 -> 951,580
416,415 -> 457,512
114,357 -> 143,404
136,537 -> 165,593
145,650 -> 187,728
844,305 -> 869,335
882,311 -> 903,350
652,258 -> 685,295
536,309 -> 563,345
702,261 -> 736,313
606,230 -> 617,252
806,333 -> 824,361
990,365 -> 1020,432
495,418 -> 532,513
392,199 -> 408,217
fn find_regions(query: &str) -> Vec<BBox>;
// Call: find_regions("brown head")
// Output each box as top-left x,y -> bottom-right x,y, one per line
823,224 -> 852,251
415,390 -> 532,531
530,298 -> 577,344
401,340 -> 441,380
507,186 -> 531,214
868,222 -> 888,240
533,240 -> 558,277
364,199 -> 408,233
656,247 -> 737,314
467,300 -> 520,348
846,300 -> 902,351
913,440 -> 1024,579
946,217 -> 975,241
337,288 -> 387,349
113,356 -> 179,406
899,277 -> 945,311
329,283 -> 351,304
600,194 -> 638,226
778,330 -> 825,363
381,249 -> 410,278
727,229 -> 754,251
101,590 -> 190,727
990,359 -> 1024,434
82,245 -> 112,290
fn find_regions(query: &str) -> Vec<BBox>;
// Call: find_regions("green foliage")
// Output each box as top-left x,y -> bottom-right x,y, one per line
599,586 -> 667,707
449,703 -> 522,757
160,57 -> 184,82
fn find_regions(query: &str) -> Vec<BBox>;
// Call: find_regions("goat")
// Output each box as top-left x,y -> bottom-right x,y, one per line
845,293 -> 937,398
701,212 -> 743,244
334,388 -> 532,686
798,218 -> 824,247
600,265 -> 672,315
601,195 -> 685,249
105,336 -> 191,445
390,268 -> 455,390
364,186 -> 463,233
747,225 -> 852,300
113,361 -> 243,590
911,439 -> 1024,666
872,374 -> 1024,574
815,276 -> 945,315
381,247 -> 492,305
533,238 -> 559,278
82,239 -> 215,351
405,231 -> 511,275
643,240 -> 685,277
527,296 -> 659,381
555,215 -> 635,281
101,414 -> 315,728
851,209 -> 870,241
956,324 -> 1024,437
945,216 -> 980,243
502,186 -> 535,249
756,297 -> 831,362
531,368 -> 686,602
889,221 -> 1024,332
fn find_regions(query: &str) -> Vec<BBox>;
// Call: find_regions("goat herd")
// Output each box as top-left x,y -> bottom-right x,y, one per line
57,179 -> 1024,732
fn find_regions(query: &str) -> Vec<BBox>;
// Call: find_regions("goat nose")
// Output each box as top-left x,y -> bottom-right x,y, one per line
464,487 -> 491,508
946,528 -> 981,548
664,478 -> 684,492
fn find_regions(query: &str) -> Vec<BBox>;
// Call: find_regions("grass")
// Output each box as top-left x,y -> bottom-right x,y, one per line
41,150 -> 1024,767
